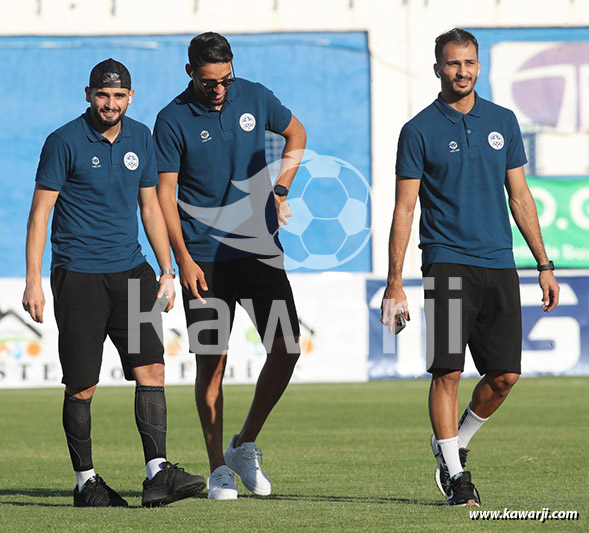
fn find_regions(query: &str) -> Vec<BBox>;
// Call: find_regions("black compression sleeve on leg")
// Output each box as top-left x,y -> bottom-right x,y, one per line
135,385 -> 167,463
62,393 -> 93,472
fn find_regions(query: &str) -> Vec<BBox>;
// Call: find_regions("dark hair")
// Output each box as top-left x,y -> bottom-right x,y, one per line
188,32 -> 233,68
434,28 -> 478,63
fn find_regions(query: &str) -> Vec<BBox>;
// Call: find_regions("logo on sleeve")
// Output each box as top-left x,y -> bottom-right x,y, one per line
448,140 -> 460,153
239,113 -> 256,132
488,132 -> 504,150
124,152 -> 139,170
200,130 -> 212,143
91,156 -> 101,168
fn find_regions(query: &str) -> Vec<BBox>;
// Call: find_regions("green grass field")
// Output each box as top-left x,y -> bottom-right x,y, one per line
0,378 -> 587,532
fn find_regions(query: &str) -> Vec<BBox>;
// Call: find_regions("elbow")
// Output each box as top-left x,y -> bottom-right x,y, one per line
299,123 -> 307,144
509,194 -> 530,216
394,204 -> 416,219
284,118 -> 307,147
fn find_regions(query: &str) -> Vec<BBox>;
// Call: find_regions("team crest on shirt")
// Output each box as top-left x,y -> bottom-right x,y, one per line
200,130 -> 212,143
239,113 -> 256,132
91,156 -> 101,168
124,152 -> 139,170
448,140 -> 460,153
488,132 -> 504,150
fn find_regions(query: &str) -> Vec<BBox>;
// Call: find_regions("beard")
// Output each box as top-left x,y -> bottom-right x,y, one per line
445,76 -> 477,99
203,90 -> 226,107
91,106 -> 125,128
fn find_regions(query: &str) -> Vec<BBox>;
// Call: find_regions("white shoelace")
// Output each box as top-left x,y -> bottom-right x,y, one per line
213,469 -> 235,488
242,447 -> 263,471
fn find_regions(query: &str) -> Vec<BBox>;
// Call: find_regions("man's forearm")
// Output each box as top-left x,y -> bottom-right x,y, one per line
141,206 -> 173,271
25,215 -> 48,285
386,207 -> 414,287
157,187 -> 192,265
509,193 -> 549,264
276,128 -> 306,189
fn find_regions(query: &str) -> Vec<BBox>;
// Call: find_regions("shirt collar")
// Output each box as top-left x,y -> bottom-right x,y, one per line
434,91 -> 481,123
82,108 -> 131,143
176,80 -> 240,116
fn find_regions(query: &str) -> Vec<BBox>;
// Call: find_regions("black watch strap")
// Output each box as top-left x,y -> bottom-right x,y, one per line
537,261 -> 555,272
273,184 -> 289,197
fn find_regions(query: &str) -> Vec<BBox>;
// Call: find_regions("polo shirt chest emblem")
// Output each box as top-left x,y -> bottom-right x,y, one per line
239,113 -> 256,132
448,140 -> 460,153
91,156 -> 101,168
488,131 -> 504,150
200,130 -> 212,143
124,151 -> 139,170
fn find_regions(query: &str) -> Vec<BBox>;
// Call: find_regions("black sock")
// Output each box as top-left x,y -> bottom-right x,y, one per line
135,385 -> 167,463
62,393 -> 93,472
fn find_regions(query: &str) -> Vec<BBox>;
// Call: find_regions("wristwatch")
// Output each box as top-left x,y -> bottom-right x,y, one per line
160,268 -> 176,278
537,261 -> 555,272
273,184 -> 289,197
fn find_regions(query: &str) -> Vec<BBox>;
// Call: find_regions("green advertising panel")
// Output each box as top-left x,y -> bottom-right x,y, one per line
512,177 -> 589,268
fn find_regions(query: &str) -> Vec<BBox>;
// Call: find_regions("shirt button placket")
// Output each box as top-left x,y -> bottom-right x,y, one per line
463,118 -> 477,149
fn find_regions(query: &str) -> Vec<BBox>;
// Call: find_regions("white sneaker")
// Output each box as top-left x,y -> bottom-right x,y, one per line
224,434 -> 272,496
207,465 -> 238,500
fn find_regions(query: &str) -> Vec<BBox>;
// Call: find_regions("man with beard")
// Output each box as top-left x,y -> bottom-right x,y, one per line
154,33 -> 306,499
23,59 -> 205,507
381,29 -> 559,506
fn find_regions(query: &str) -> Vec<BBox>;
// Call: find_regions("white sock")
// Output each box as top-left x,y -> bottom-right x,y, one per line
76,469 -> 96,491
458,403 -> 488,448
146,458 -> 166,480
437,436 -> 463,478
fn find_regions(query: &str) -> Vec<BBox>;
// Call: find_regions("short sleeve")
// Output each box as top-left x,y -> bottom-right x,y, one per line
35,133 -> 70,191
140,134 -> 159,187
153,117 -> 183,173
506,112 -> 528,170
395,123 -> 425,179
264,86 -> 292,134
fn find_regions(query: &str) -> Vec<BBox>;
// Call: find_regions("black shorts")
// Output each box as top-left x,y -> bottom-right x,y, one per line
182,256 -> 300,355
422,263 -> 522,375
51,261 -> 165,388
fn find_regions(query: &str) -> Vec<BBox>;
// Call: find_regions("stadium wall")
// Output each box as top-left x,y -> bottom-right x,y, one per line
1,1 -> 588,386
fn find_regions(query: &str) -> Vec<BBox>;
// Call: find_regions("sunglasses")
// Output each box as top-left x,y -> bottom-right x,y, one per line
194,65 -> 236,91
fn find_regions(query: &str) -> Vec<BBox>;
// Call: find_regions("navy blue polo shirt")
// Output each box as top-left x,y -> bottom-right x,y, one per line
35,110 -> 159,273
153,79 -> 292,261
395,92 -> 527,269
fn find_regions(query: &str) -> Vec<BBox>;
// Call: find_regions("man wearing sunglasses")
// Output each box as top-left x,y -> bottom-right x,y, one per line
154,32 -> 307,500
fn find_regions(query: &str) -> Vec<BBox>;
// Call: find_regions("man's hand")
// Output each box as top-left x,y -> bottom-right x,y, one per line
274,194 -> 292,229
539,271 -> 559,312
380,284 -> 410,334
157,274 -> 176,312
23,283 -> 45,323
178,256 -> 208,304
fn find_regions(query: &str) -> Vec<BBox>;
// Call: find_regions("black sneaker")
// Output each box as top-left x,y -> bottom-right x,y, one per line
430,434 -> 470,497
446,471 -> 481,507
142,462 -> 206,507
73,475 -> 128,507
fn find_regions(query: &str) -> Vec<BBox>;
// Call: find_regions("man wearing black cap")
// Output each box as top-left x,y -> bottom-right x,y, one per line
23,59 -> 206,507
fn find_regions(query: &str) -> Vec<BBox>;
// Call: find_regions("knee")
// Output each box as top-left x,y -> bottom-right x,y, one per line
135,363 -> 165,386
65,384 -> 96,400
270,337 -> 301,365
489,372 -> 519,397
196,354 -> 226,388
150,364 -> 165,384
432,370 -> 461,391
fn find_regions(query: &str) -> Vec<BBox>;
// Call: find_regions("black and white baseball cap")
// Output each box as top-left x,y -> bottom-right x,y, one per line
89,58 -> 132,89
